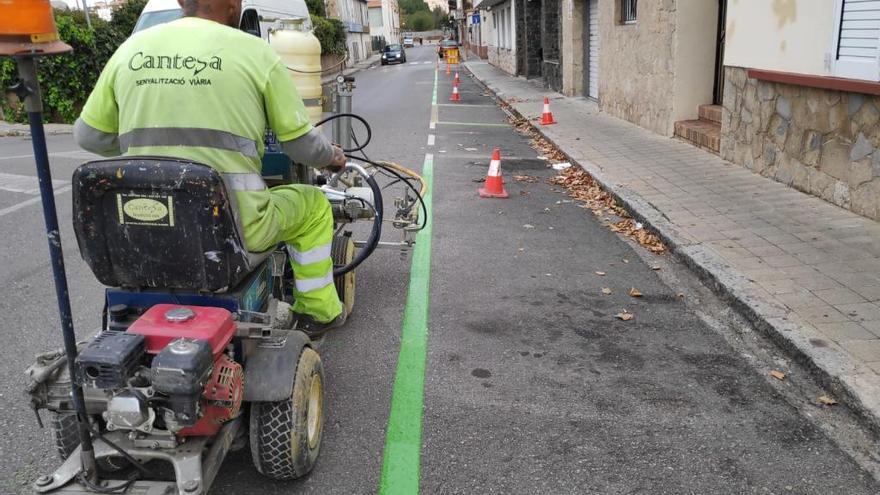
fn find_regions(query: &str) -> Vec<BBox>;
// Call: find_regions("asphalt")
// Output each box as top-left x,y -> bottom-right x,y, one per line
0,45 -> 878,494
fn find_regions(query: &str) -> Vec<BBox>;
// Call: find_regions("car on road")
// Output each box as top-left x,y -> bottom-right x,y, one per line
381,44 -> 407,65
403,33 -> 414,47
437,39 -> 459,59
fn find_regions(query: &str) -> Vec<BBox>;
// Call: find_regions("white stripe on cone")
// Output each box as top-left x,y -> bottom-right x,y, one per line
488,159 -> 501,176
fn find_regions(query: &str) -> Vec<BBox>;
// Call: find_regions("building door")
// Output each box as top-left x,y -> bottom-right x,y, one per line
586,0 -> 599,99
712,0 -> 727,105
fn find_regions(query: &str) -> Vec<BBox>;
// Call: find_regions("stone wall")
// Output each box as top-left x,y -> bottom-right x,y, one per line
517,0 -> 543,78
721,66 -> 880,220
598,0 -> 677,136
489,47 -> 516,75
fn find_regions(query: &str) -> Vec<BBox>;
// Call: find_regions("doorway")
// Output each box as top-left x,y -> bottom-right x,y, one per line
712,0 -> 727,105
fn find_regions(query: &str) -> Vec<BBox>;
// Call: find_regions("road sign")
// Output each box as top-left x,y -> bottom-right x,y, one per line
472,13 -> 480,24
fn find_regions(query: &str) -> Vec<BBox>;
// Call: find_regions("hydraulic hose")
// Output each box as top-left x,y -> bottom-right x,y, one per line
332,162 -> 383,277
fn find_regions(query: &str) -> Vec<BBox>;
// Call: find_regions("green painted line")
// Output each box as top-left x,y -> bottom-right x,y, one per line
378,67 -> 437,495
435,121 -> 511,127
379,152 -> 433,495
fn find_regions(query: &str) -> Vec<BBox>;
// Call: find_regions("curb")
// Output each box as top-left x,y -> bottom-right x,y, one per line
0,123 -> 73,137
465,64 -> 880,435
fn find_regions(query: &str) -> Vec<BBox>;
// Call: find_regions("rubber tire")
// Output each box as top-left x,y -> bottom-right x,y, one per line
52,413 -> 128,472
331,235 -> 356,316
249,347 -> 324,480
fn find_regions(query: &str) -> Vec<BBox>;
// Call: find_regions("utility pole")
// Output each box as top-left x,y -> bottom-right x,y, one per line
81,0 -> 93,29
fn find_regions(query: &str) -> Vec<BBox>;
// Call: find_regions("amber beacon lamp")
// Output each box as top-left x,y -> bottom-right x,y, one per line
0,0 -> 100,489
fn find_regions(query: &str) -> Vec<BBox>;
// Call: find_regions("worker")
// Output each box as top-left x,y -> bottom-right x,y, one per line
74,0 -> 347,337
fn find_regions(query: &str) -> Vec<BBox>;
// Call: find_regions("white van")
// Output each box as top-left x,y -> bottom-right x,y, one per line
133,0 -> 311,40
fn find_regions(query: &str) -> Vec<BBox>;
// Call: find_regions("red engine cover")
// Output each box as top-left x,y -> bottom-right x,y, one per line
178,354 -> 244,437
127,304 -> 235,355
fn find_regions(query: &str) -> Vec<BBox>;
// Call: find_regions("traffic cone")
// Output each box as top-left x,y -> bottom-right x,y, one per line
454,72 -> 461,85
540,96 -> 556,125
479,148 -> 509,199
450,84 -> 461,102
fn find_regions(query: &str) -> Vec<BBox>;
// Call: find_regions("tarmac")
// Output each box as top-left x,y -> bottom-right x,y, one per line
465,59 -> 880,433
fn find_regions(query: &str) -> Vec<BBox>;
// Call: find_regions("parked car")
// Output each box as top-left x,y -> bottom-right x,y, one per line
381,44 -> 407,65
402,32 -> 414,47
438,39 -> 459,59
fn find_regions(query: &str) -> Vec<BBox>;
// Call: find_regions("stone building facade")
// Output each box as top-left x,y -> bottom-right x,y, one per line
721,67 -> 880,221
595,0 -> 718,137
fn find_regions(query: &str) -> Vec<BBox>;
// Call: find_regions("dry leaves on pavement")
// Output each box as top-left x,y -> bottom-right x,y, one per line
595,271 -> 606,276
601,287 -> 613,295
818,395 -> 839,406
548,167 -> 667,254
770,370 -> 786,381
628,288 -> 643,298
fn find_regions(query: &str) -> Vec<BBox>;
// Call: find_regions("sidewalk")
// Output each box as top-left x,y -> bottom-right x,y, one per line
465,60 -> 880,430
0,121 -> 72,137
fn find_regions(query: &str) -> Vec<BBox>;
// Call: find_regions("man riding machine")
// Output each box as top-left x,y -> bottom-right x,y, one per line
7,0 -> 421,492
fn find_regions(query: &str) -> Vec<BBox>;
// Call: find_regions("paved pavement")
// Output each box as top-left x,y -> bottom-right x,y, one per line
1,46 -> 879,494
465,59 -> 880,433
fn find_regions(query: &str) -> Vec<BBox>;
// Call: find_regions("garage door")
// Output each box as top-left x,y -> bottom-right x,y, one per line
588,0 -> 599,99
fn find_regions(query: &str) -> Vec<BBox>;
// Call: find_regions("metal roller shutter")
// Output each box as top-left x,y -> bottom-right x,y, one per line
588,0 -> 599,99
836,0 -> 880,80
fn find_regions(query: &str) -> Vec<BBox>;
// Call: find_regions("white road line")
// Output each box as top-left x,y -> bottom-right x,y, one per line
429,121 -> 436,130
423,61 -> 433,64
0,184 -> 72,218
427,134 -> 435,146
0,149 -> 91,161
0,172 -> 67,194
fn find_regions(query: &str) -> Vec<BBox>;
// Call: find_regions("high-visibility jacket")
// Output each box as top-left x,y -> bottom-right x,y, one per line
80,16 -> 312,252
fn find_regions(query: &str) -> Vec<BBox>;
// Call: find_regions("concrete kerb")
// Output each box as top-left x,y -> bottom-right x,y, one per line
465,65 -> 880,435
0,122 -> 73,137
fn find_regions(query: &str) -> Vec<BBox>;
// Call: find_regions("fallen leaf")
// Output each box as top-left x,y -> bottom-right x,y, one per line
615,312 -> 634,321
651,265 -> 661,271
601,287 -> 612,295
595,271 -> 606,276
628,288 -> 643,298
622,259 -> 630,264
523,224 -> 535,229
770,370 -> 786,381
818,395 -> 838,406
676,293 -> 685,298
513,175 -> 539,183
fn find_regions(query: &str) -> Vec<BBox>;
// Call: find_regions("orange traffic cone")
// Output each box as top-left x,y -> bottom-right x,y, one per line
540,96 -> 556,125
454,72 -> 461,85
479,149 -> 509,199
450,84 -> 461,102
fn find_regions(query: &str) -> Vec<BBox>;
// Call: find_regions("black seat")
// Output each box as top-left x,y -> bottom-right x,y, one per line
73,157 -> 264,292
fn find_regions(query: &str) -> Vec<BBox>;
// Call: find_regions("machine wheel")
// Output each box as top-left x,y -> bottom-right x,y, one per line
52,413 -> 128,471
249,347 -> 324,480
52,413 -> 80,461
331,235 -> 356,316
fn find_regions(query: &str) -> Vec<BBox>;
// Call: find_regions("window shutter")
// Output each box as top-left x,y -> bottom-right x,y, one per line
835,0 -> 880,80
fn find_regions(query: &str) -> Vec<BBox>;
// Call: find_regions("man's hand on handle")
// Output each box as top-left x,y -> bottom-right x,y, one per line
327,145 -> 346,172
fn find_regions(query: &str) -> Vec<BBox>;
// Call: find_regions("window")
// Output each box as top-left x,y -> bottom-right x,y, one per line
833,0 -> 880,80
239,9 -> 260,37
620,0 -> 636,24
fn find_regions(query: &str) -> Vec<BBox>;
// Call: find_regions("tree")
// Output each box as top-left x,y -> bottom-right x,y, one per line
109,0 -> 148,36
399,0 -> 431,15
405,10 -> 433,30
431,6 -> 451,29
305,0 -> 326,17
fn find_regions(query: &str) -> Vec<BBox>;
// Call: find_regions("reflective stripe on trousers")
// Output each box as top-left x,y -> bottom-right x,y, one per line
119,127 -> 259,158
294,272 -> 335,293
287,242 -> 332,265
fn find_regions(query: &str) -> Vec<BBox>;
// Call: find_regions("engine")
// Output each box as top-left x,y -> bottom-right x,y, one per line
73,304 -> 243,438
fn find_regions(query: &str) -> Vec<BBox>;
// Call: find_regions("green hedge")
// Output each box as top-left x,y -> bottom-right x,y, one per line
0,1 -> 145,124
311,15 -> 347,56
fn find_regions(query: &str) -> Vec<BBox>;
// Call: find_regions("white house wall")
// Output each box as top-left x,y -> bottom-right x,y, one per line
724,0 -> 836,76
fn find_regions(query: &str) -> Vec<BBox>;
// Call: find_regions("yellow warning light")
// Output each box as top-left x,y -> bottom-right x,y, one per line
0,0 -> 72,56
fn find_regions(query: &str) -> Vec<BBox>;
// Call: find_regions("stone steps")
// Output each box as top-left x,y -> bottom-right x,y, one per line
674,104 -> 722,154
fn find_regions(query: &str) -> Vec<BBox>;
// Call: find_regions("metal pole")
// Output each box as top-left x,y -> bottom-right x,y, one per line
80,0 -> 93,30
15,56 -> 98,482
332,79 -> 353,152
